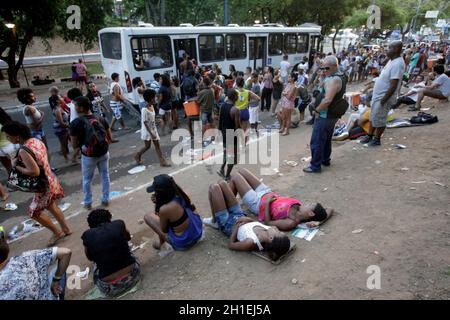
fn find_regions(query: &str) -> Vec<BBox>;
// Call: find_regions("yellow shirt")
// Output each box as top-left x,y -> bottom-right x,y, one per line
235,89 -> 249,110
0,124 -> 10,148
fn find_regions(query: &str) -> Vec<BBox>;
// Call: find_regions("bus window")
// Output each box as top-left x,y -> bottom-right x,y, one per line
131,36 -> 173,71
284,34 -> 297,54
226,34 -> 246,60
268,33 -> 283,56
199,35 -> 225,62
297,33 -> 309,53
100,33 -> 122,60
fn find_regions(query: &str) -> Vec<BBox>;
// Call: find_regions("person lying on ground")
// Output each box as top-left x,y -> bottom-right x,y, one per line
82,209 -> 140,298
227,168 -> 333,231
412,64 -> 450,111
207,181 -> 290,261
144,174 -> 203,251
0,226 -> 71,300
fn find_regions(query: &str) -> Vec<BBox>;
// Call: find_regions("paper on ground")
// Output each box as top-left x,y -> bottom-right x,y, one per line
128,165 -> 146,174
292,223 -> 319,241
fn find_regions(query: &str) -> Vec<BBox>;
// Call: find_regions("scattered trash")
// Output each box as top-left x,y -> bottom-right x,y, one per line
411,181 -> 426,184
273,168 -> 279,173
135,129 -> 141,134
301,156 -> 312,162
301,259 -> 306,263
292,224 -> 319,241
4,203 -> 18,211
392,144 -> 407,149
401,167 -> 409,171
226,261 -> 230,265
128,165 -> 146,175
138,219 -> 144,225
278,173 -> 284,177
403,137 -> 407,140
352,229 -> 364,234
291,278 -> 298,285
58,203 -> 71,212
109,191 -> 124,199
389,138 -> 393,140
124,187 -> 133,191
374,251 -> 380,255
284,160 -> 298,167
375,160 -> 381,165
421,108 -> 430,111
323,188 -> 328,192
434,182 -> 446,187
132,241 -> 149,253
129,146 -> 136,149
22,220 -> 40,233
8,226 -> 19,239
76,267 -> 90,280
352,147 -> 358,151
158,242 -> 173,257
410,187 -> 417,190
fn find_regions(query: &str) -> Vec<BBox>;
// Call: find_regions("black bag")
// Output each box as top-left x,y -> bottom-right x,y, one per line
410,112 -> 438,124
81,116 -> 110,157
182,77 -> 197,97
7,146 -> 47,193
327,98 -> 349,119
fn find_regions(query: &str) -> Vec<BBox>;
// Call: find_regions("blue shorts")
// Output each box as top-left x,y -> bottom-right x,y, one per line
215,203 -> 246,237
201,112 -> 213,125
240,109 -> 250,122
242,183 -> 272,215
31,129 -> 45,140
110,101 -> 123,120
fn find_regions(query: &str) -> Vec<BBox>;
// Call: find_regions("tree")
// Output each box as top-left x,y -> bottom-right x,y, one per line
0,0 -> 112,88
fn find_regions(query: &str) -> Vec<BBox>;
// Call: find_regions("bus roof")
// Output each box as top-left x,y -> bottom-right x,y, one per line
99,25 -> 322,36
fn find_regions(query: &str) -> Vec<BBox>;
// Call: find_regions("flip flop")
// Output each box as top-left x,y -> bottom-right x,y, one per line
47,232 -> 65,247
202,217 -> 219,230
217,170 -> 226,179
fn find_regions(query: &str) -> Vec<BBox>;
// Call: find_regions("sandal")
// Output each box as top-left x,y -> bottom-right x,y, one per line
160,161 -> 171,167
47,232 -> 65,247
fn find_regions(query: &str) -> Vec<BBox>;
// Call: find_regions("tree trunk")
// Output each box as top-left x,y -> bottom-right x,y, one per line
7,64 -> 20,88
160,0 -> 166,26
332,27 -> 340,54
144,0 -> 152,22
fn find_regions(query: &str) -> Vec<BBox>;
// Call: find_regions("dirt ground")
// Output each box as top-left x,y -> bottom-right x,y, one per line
5,83 -> 450,300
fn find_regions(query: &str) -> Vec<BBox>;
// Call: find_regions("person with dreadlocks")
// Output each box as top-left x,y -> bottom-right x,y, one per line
228,168 -> 334,231
144,174 -> 203,251
81,209 -> 140,297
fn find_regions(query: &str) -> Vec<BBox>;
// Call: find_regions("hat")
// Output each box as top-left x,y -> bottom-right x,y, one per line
146,174 -> 173,193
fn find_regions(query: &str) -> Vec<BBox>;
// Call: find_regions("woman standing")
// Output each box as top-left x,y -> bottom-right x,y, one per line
132,77 -> 146,110
2,121 -> 71,246
170,77 -> 181,130
134,89 -> 170,167
235,77 -> 260,145
271,70 -> 283,116
260,66 -> 274,112
278,73 -> 297,136
157,74 -> 173,135
49,88 -> 71,163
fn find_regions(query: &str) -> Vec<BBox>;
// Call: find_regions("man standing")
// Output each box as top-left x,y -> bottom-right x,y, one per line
360,41 -> 405,147
75,59 -> 88,93
197,77 -> 215,139
70,96 -> 112,210
109,73 -> 128,131
280,55 -> 291,85
303,56 -> 346,173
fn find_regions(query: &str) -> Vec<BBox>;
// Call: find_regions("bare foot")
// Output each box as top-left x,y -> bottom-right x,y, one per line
47,232 -> 65,247
134,154 -> 142,165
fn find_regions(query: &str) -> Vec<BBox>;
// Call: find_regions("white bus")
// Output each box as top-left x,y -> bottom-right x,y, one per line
98,25 -> 322,105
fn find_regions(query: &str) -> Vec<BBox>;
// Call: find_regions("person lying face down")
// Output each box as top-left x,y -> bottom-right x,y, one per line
208,181 -> 291,262
144,174 -> 203,251
228,168 -> 333,231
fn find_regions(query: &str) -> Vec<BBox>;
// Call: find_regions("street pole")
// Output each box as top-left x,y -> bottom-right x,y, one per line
409,0 -> 423,40
224,0 -> 229,26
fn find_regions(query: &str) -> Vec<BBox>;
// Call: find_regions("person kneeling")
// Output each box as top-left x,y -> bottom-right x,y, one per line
208,181 -> 290,261
82,209 -> 140,298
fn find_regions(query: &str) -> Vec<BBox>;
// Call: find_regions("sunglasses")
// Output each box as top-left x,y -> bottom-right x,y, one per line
319,67 -> 331,71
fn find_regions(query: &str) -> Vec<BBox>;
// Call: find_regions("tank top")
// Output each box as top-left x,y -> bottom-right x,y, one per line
219,102 -> 236,131
110,81 -> 122,101
237,222 -> 271,251
23,105 -> 42,125
235,88 -> 249,110
258,193 -> 301,221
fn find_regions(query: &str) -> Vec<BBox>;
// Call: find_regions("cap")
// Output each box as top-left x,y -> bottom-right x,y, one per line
146,174 -> 173,193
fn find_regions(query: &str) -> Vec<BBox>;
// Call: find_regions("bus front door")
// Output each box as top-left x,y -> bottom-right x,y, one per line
173,38 -> 198,80
249,37 -> 266,73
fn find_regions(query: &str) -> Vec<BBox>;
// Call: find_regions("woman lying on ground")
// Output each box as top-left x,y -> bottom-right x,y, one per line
207,181 -> 290,261
228,168 -> 333,231
144,174 -> 203,251
82,209 -> 140,298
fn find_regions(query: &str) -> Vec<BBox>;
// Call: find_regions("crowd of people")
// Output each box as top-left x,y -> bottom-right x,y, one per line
0,39 -> 449,300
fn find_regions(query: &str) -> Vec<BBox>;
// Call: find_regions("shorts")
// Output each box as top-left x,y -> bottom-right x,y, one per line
31,129 -> 45,140
110,101 -> 123,120
242,183 -> 272,215
201,112 -> 213,125
240,108 -> 250,122
158,108 -> 167,116
0,143 -> 19,158
249,106 -> 259,124
370,99 -> 394,127
215,203 -> 246,237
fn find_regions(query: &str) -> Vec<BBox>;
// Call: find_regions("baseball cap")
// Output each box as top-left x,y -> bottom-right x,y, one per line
146,174 -> 173,193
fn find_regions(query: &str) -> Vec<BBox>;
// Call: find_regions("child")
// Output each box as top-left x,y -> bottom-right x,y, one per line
248,72 -> 261,134
134,89 -> 171,167
206,181 -> 291,261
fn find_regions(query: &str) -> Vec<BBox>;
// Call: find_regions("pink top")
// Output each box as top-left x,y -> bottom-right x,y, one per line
258,192 -> 301,221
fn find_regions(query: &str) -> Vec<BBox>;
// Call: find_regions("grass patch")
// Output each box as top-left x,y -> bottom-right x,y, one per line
54,62 -> 104,79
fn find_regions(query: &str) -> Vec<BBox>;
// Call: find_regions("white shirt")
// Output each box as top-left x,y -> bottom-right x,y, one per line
372,57 -> 405,103
433,74 -> 450,98
147,56 -> 164,68
280,60 -> 291,77
68,102 -> 78,123
237,222 -> 271,251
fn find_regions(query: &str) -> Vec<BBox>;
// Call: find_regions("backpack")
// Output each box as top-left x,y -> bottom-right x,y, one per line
182,77 -> 197,97
410,112 -> 438,125
81,116 -> 110,157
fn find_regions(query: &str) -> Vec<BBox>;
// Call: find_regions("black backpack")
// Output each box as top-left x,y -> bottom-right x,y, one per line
81,116 -> 109,157
182,77 -> 197,97
410,112 -> 438,125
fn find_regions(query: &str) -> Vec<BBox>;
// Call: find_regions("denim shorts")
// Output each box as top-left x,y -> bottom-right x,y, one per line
31,129 -> 45,140
201,112 -> 213,125
215,203 -> 245,237
242,183 -> 272,215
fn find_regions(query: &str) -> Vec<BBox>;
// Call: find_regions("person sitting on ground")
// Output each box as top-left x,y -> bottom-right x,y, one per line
144,174 -> 203,251
411,64 -> 450,111
228,168 -> 333,231
206,181 -> 291,261
81,209 -> 140,298
0,226 -> 72,300
393,75 -> 426,109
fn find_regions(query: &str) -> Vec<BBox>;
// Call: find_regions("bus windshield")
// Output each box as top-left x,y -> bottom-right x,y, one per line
131,36 -> 173,71
100,33 -> 122,60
